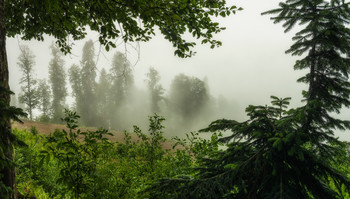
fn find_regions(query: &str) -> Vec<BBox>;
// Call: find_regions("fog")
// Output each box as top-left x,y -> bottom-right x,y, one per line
6,0 -> 350,140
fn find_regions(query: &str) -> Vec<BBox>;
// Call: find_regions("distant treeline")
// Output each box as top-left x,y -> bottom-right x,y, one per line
14,40 -> 234,134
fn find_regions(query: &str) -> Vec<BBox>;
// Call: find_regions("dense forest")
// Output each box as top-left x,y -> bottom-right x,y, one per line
1,0 -> 350,199
13,39 -> 234,135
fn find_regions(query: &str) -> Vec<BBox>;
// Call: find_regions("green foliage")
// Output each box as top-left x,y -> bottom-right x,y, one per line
6,1 -> 350,198
151,1 -> 350,198
263,1 -> 350,196
15,127 -> 64,198
2,0 -> 239,198
151,97 -> 350,198
15,111 -> 116,198
148,1 -> 350,198
5,0 -> 240,58
113,114 -> 182,198
262,0 -> 350,136
330,142 -> 350,199
13,110 -> 229,198
0,85 -> 26,198
13,110 -> 350,198
172,131 -> 223,161
0,86 -> 27,125
39,109 -> 113,198
133,115 -> 166,173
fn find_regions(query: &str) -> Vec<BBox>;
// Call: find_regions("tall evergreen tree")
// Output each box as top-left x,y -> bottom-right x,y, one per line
263,0 -> 350,140
151,1 -> 350,198
146,67 -> 164,113
80,40 -> 98,126
17,45 -> 39,120
48,44 -> 67,122
37,79 -> 51,122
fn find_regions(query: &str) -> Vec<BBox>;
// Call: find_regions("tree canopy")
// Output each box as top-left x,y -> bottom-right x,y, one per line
5,0 -> 240,57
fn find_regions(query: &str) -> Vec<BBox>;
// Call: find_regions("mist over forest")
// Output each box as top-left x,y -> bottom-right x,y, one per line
11,39 -> 240,136
3,0 -> 350,198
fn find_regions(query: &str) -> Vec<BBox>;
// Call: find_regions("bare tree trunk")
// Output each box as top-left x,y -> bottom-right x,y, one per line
0,0 -> 16,198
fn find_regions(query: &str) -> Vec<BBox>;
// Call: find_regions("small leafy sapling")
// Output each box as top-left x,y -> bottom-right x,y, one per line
134,114 -> 167,173
40,109 -> 113,198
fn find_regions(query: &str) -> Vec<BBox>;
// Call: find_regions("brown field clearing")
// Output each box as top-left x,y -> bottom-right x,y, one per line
12,119 -> 177,150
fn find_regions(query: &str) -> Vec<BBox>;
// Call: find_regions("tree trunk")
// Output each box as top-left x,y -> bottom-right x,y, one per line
0,0 -> 16,198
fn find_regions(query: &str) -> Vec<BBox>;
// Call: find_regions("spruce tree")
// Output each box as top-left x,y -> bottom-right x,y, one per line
263,0 -> 350,142
151,1 -> 350,198
17,45 -> 39,120
48,44 -> 67,122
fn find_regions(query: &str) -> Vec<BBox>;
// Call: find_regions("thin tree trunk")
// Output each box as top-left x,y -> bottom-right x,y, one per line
0,0 -> 16,198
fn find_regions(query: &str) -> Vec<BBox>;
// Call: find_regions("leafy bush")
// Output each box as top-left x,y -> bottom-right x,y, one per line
15,110 -> 224,198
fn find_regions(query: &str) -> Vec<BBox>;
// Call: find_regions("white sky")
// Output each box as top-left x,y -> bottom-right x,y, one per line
5,0 -> 350,140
